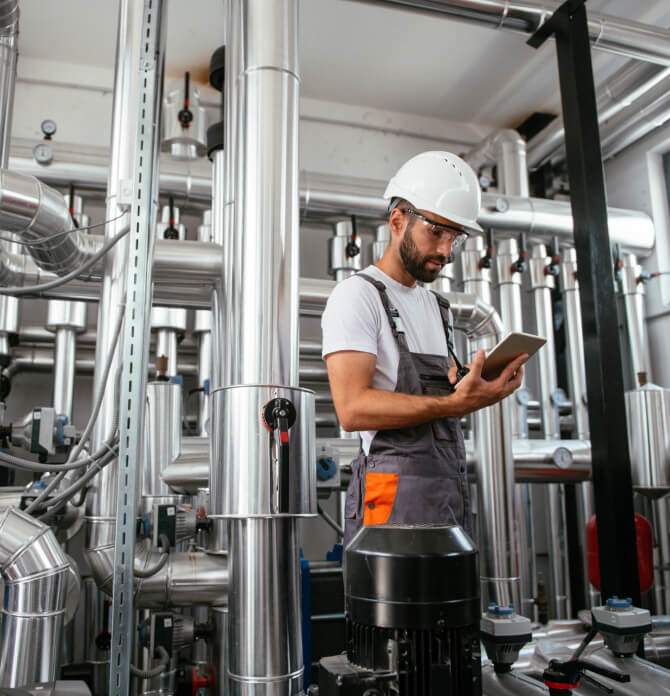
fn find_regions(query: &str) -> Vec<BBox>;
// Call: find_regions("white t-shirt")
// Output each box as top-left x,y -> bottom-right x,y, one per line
321,265 -> 448,454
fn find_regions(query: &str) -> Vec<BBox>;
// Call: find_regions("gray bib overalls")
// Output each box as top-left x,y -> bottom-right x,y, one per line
343,273 -> 473,547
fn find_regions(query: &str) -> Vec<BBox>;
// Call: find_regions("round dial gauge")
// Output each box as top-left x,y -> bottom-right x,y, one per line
41,119 -> 57,137
33,142 -> 53,166
553,446 -> 572,470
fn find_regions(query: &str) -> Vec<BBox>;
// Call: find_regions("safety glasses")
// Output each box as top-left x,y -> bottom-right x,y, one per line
401,208 -> 469,250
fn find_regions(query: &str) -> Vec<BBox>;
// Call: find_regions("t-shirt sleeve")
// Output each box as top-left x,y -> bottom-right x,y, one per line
321,278 -> 381,359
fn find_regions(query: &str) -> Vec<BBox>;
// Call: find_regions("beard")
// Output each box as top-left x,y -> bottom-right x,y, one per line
399,225 -> 447,283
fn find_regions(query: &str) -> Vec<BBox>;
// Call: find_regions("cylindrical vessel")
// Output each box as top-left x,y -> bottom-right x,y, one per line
0,508 -> 70,688
142,380 -> 183,512
625,385 -> 670,496
329,220 -> 362,281
211,384 -> 316,518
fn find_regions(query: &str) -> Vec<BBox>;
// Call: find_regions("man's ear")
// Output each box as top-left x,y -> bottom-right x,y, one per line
388,207 -> 405,239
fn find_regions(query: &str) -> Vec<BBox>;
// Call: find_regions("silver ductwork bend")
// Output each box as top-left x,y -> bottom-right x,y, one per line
0,507 -> 70,688
0,169 -> 101,277
84,518 -> 228,606
447,291 -> 504,341
0,0 -> 18,33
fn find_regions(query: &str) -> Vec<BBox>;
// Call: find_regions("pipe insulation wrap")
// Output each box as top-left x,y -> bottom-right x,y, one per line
0,507 -> 71,688
0,169 -> 100,277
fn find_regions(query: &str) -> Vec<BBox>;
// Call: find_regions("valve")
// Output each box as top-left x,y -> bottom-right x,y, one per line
545,236 -> 560,277
164,196 -> 179,240
262,398 -> 297,512
177,72 -> 193,128
479,229 -> 494,269
613,243 -> 624,284
512,232 -> 527,274
68,183 -> 80,228
176,663 -> 215,696
345,215 -> 360,258
542,658 -> 630,695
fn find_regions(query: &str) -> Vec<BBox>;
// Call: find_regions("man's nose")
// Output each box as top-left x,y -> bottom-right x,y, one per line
436,236 -> 453,257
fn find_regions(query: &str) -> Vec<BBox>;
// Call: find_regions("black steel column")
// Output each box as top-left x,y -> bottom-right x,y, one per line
528,0 -> 640,605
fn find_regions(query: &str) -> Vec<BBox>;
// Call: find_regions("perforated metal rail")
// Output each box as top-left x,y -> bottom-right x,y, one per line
108,1 -> 165,693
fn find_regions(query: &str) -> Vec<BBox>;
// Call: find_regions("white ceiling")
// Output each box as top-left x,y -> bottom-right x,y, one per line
15,0 -> 670,130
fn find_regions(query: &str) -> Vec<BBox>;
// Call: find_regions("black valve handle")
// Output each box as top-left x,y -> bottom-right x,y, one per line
479,229 -> 494,269
178,72 -> 194,128
345,215 -> 360,258
513,232 -> 527,273
164,196 -> 179,240
545,235 -> 560,276
262,398 -> 297,512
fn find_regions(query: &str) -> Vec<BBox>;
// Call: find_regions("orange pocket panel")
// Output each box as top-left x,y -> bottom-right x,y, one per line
363,472 -> 399,526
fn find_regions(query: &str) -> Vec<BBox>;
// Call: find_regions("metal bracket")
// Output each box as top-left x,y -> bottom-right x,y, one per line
108,2 -> 166,694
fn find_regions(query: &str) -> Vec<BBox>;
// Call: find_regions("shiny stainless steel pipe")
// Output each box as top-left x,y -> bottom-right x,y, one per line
344,0 -> 670,66
529,244 -> 570,620
466,129 -> 529,198
460,235 -> 492,304
445,292 -> 520,612
53,327 -> 77,420
528,62 -> 670,169
0,508 -> 70,688
619,253 -> 651,384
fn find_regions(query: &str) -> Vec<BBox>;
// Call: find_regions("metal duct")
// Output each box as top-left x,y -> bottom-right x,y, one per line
344,0 -> 670,66
0,237 -> 221,307
527,60 -> 670,169
446,291 -> 520,613
465,129 -> 529,197
298,173 -> 656,257
0,507 -> 70,688
0,170 -> 100,276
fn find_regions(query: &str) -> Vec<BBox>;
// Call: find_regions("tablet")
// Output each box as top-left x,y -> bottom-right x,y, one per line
482,331 -> 546,379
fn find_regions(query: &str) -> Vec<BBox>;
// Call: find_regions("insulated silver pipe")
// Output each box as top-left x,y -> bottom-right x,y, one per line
0,507 -> 70,688
219,3 -> 304,696
0,170 -> 100,275
460,236 -> 492,304
620,253 -> 652,385
560,248 -> 596,609
447,292 -> 519,612
53,327 -> 77,421
528,61 -> 670,169
0,1 -> 19,373
466,129 -> 529,197
529,244 -> 570,620
344,0 -> 670,66
155,328 -> 179,376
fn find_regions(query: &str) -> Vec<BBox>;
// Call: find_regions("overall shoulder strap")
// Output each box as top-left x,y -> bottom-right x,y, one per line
431,290 -> 455,354
357,272 -> 410,352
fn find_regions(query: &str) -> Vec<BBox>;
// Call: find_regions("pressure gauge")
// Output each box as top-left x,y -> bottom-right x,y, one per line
40,119 -> 57,138
33,142 -> 53,166
552,446 -> 572,470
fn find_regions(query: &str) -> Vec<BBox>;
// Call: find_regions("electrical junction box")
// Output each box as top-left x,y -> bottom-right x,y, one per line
151,612 -> 174,653
30,407 -> 56,456
153,503 -> 177,547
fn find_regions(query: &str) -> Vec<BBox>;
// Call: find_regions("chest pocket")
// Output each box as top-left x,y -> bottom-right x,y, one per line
420,373 -> 460,443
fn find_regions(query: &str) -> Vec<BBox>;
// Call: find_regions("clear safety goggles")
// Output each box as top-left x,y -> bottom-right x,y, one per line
401,208 -> 469,250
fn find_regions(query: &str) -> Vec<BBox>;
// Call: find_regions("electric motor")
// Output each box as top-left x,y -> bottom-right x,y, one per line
319,524 -> 481,696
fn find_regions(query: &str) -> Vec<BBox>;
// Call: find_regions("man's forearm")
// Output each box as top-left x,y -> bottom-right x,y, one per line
337,387 -> 464,432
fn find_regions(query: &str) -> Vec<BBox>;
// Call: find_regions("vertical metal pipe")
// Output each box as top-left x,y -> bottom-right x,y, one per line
88,0 -> 144,519
218,3 -> 304,696
560,248 -> 597,608
497,238 -> 535,619
211,148 -> 226,392
0,2 -> 19,370
329,220 -> 361,280
53,327 -> 77,421
461,236 -> 492,304
530,243 -> 569,619
620,253 -> 652,385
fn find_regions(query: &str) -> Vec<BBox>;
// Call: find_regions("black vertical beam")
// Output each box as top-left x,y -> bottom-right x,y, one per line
528,0 -> 640,605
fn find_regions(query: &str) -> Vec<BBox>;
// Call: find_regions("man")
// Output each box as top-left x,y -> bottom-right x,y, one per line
321,151 -> 526,547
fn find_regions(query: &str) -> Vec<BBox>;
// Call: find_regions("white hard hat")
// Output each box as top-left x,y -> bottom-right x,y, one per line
384,151 -> 483,234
